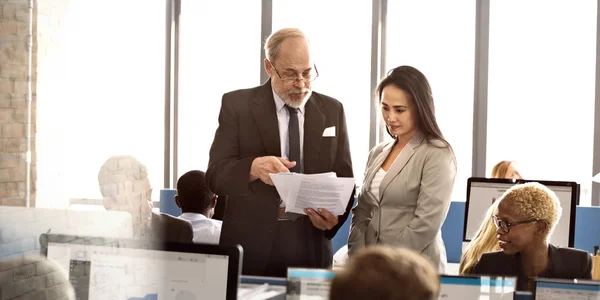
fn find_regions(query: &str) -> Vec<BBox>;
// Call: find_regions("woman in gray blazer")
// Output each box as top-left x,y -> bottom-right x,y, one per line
348,66 -> 456,272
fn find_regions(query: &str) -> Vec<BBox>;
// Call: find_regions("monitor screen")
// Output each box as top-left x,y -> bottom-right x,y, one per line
43,235 -> 239,300
464,178 -> 577,247
439,275 -> 516,300
535,279 -> 600,299
513,291 -> 533,300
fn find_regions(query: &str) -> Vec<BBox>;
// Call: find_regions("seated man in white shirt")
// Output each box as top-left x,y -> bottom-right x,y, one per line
175,170 -> 222,244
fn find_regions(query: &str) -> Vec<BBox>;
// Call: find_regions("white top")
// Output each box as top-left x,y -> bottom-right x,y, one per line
333,245 -> 349,269
370,168 -> 387,199
179,213 -> 222,245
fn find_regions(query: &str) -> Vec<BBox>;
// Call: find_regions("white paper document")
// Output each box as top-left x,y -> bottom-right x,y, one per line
269,172 -> 355,216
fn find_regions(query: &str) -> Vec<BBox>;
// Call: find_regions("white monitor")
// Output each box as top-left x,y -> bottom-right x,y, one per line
41,234 -> 242,300
438,275 -> 516,299
464,178 -> 577,247
0,206 -> 132,260
534,278 -> 600,299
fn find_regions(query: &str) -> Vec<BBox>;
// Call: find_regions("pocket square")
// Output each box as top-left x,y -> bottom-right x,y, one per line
322,126 -> 336,137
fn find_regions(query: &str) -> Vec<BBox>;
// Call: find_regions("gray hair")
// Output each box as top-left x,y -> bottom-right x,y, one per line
264,28 -> 308,63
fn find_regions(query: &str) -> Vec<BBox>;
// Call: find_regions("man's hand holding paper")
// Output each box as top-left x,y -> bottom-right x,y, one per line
249,156 -> 297,185
305,208 -> 339,231
268,172 -> 355,218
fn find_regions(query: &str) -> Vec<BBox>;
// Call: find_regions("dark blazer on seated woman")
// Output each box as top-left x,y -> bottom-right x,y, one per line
471,244 -> 592,291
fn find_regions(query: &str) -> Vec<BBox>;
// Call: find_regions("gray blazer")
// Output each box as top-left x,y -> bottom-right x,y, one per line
348,132 -> 456,272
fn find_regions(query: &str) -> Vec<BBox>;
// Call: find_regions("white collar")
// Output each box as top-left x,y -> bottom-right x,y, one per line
180,212 -> 209,221
272,87 -> 306,115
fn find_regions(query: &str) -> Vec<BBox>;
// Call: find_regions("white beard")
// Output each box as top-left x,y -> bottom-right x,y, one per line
282,89 -> 312,108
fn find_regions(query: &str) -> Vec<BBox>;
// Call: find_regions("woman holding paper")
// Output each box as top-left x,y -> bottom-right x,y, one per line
348,66 -> 456,272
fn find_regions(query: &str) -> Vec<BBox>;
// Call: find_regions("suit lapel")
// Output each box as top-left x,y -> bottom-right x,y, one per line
303,94 -> 325,173
251,80 -> 281,156
378,132 -> 425,200
362,141 -> 393,196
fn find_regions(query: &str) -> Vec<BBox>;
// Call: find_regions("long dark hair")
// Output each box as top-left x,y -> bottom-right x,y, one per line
376,66 -> 454,155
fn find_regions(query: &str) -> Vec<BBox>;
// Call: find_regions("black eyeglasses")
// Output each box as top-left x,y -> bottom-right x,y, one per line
268,60 -> 319,85
493,215 -> 538,233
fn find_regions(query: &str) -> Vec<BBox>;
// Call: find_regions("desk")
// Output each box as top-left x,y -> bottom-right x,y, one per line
238,276 -> 286,300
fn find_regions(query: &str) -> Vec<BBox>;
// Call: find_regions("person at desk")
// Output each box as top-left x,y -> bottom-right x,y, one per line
175,170 -> 222,245
491,160 -> 523,180
460,160 -> 525,274
206,28 -> 355,277
348,66 -> 456,272
99,155 -> 194,243
470,182 -> 592,291
330,245 -> 439,300
459,201 -> 501,274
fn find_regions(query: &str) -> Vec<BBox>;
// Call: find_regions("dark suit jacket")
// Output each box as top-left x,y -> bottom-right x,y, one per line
149,212 -> 194,243
206,80 -> 354,275
471,244 -> 592,291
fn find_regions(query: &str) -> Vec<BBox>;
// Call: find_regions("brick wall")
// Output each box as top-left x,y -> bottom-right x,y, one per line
0,254 -> 74,299
0,0 -> 35,207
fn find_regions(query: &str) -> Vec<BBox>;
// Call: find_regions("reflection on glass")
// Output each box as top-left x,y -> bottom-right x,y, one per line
487,0 -> 596,206
272,0 -> 372,184
386,0 -> 476,202
177,1 -> 261,176
36,0 -> 165,208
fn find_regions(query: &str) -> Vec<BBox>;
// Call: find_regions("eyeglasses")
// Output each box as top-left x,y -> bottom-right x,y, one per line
268,60 -> 319,85
493,215 -> 538,233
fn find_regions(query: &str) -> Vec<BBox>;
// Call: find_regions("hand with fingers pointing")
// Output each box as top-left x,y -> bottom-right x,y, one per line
249,156 -> 297,185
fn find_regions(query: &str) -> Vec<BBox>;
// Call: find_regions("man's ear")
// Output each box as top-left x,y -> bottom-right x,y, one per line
264,59 -> 273,77
174,195 -> 181,208
211,195 -> 218,208
536,220 -> 549,235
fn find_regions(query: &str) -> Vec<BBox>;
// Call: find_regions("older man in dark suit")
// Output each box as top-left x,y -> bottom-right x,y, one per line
207,28 -> 355,277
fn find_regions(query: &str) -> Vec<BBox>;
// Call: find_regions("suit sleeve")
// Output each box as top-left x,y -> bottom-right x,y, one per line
323,103 -> 355,240
397,145 -> 456,252
348,146 -> 380,253
206,94 -> 256,196
469,253 -> 492,275
580,252 -> 593,279
181,221 -> 194,243
470,260 -> 482,275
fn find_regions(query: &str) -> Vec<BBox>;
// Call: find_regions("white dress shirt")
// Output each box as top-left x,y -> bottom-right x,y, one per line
179,212 -> 222,245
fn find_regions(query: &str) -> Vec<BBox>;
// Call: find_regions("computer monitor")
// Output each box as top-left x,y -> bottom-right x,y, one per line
439,275 -> 516,299
40,233 -> 242,300
464,178 -> 577,247
0,206 -> 133,260
534,278 -> 600,299
239,276 -> 287,300
513,291 -> 533,300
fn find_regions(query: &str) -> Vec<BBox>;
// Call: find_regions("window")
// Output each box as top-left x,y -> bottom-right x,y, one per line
272,0 -> 372,184
487,0 -> 597,206
386,0 -> 476,202
36,0 -> 165,207
177,0 -> 261,178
